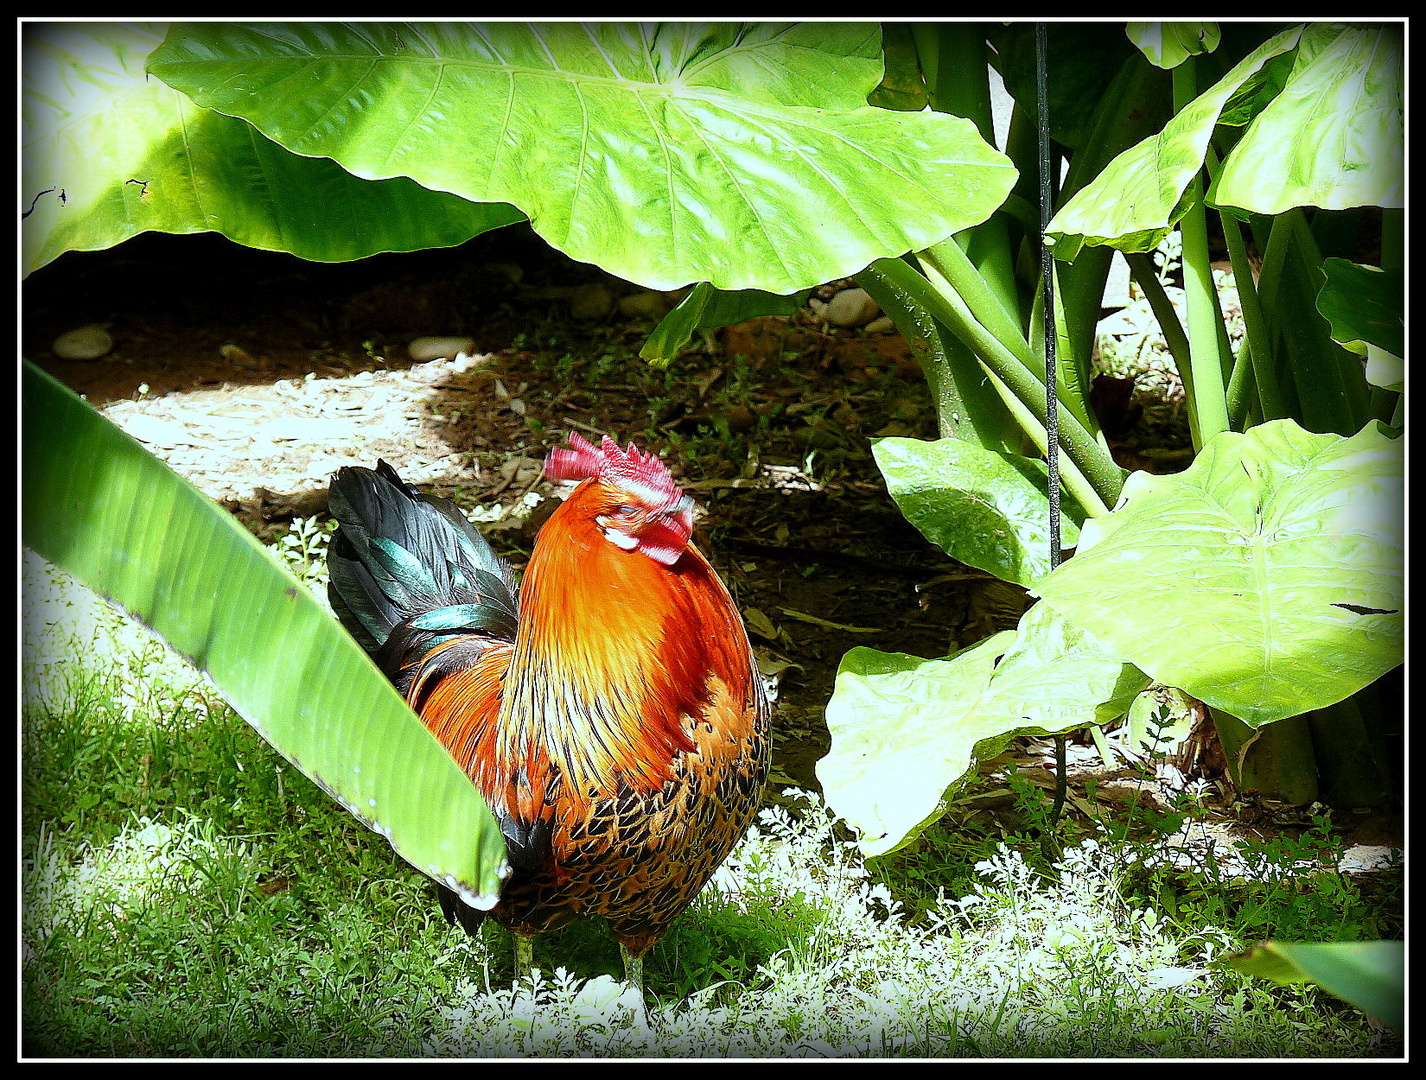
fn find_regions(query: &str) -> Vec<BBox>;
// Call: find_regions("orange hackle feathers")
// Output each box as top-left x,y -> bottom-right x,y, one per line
327,434 -> 769,971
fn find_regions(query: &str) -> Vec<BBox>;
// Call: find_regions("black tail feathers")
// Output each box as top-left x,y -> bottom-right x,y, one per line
327,461 -> 518,682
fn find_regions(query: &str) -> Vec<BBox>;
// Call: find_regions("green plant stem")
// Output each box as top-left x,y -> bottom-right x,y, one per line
916,25 -> 1026,336
1203,147 -> 1279,426
1222,337 -> 1259,430
1259,208 -> 1368,436
1212,708 -> 1320,806
1216,303 -> 1253,431
1037,252 -> 1109,441
1122,252 -> 1192,374
867,257 -> 1119,517
1173,62 -> 1230,451
979,363 -> 1109,517
1252,212 -> 1303,421
919,237 -> 1104,443
1225,224 -> 1282,421
916,23 -> 992,140
856,263 -> 1026,451
918,238 -> 1032,379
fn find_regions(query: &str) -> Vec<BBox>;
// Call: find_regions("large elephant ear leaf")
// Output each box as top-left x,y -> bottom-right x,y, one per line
1210,22 -> 1404,214
146,21 -> 1017,293
21,359 -> 509,912
1045,23 -> 1305,258
1035,419 -> 1403,728
819,601 -> 1147,859
21,21 -> 520,275
872,436 -> 1086,590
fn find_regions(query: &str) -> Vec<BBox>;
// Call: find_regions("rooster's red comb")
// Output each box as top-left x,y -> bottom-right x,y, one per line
543,432 -> 682,504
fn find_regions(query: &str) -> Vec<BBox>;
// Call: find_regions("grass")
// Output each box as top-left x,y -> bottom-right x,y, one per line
21,542 -> 1400,1059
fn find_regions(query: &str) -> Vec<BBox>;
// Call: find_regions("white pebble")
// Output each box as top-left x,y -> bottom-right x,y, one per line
825,288 -> 881,328
570,283 -> 615,321
53,324 -> 113,361
408,336 -> 475,362
617,290 -> 679,320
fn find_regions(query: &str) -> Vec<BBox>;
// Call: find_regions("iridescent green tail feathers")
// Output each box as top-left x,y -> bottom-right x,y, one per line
327,461 -> 518,687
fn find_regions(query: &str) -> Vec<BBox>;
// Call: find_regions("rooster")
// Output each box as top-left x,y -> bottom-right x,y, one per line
326,433 -> 770,995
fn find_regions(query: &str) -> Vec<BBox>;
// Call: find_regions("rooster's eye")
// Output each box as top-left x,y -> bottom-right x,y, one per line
611,505 -> 639,520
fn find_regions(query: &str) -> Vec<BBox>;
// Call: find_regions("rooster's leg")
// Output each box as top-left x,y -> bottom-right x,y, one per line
618,943 -> 644,999
514,932 -> 534,984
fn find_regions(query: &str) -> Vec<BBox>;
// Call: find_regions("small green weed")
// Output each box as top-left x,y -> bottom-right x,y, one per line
272,515 -> 338,593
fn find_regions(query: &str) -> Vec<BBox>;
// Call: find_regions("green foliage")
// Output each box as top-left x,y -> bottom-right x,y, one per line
1126,22 -> 1221,69
22,577 -> 1394,1055
22,556 -> 455,1055
1316,259 -> 1404,390
20,23 -> 520,274
872,436 -> 1085,588
1210,24 -> 1403,215
18,22 -> 1405,1040
25,22 -> 1015,295
641,282 -> 811,365
1142,820 -> 1399,950
18,21 -> 1019,885
1225,941 -> 1403,1033
22,362 -> 508,913
820,600 -> 1147,857
818,21 -> 1403,848
1049,25 -> 1307,261
1034,419 -> 1402,727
